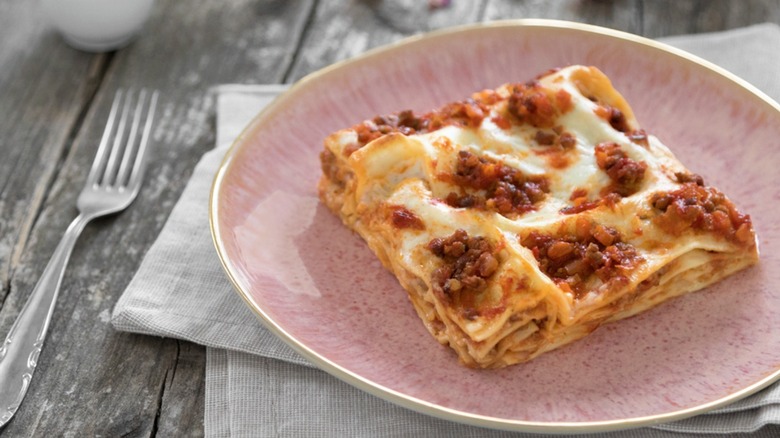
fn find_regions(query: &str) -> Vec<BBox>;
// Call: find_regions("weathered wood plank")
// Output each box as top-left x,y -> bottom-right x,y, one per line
156,342 -> 207,437
639,0 -> 780,38
483,0 -> 642,34
284,0 -> 487,82
484,0 -> 780,38
0,1 -> 105,307
0,0 -> 314,436
1,0 -> 778,436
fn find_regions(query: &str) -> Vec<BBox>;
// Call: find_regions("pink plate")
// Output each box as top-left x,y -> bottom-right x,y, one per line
210,20 -> 780,433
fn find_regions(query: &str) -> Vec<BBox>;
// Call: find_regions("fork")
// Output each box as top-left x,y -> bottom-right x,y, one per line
0,89 -> 158,427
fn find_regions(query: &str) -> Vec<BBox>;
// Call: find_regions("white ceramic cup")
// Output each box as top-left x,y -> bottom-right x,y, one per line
41,0 -> 155,52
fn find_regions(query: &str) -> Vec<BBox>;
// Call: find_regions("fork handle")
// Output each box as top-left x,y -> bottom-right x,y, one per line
0,213 -> 92,426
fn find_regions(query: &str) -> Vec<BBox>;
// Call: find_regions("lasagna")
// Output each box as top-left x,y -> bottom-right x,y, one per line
317,65 -> 759,369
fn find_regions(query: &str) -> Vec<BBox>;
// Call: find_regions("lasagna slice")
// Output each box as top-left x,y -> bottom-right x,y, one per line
317,65 -> 759,369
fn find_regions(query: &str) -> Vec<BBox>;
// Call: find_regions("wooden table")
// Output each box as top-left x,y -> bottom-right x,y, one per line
1,1 -> 778,435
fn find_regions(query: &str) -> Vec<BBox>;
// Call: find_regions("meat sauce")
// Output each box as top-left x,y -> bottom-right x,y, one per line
444,151 -> 549,217
594,142 -> 647,197
594,104 -> 632,133
534,129 -> 576,149
559,142 -> 646,214
593,103 -> 649,148
560,192 -> 620,215
533,128 -> 577,169
507,82 -> 573,128
347,100 -> 489,155
388,205 -> 425,230
651,175 -> 754,245
626,129 -> 650,148
521,220 -> 642,297
343,81 -> 574,156
319,149 -> 347,188
428,229 -> 501,319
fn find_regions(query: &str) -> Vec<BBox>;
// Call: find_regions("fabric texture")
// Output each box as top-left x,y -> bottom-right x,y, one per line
112,24 -> 780,437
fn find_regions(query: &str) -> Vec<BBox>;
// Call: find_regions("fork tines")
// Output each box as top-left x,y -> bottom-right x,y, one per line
87,89 -> 159,190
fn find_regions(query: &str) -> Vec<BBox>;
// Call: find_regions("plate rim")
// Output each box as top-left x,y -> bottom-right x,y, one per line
209,19 -> 780,433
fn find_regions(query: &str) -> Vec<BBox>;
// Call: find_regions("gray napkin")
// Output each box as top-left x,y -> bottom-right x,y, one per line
112,24 -> 780,437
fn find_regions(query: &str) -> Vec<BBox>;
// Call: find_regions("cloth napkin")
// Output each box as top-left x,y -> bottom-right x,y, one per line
112,24 -> 780,437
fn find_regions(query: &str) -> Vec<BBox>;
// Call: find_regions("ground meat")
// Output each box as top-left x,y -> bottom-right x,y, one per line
595,104 -> 632,133
560,192 -> 620,215
351,110 -> 423,150
344,81 -> 572,155
534,130 -> 556,146
559,132 -> 577,149
674,172 -> 705,186
555,89 -> 574,113
428,230 -> 500,316
491,114 -> 511,129
320,149 -> 345,187
473,89 -> 504,106
426,99 -> 488,131
521,221 -> 642,297
534,128 -> 576,149
594,142 -> 647,196
388,205 -> 425,230
444,150 -> 549,216
507,82 -> 573,128
627,129 -> 649,148
347,99 -> 489,154
651,182 -> 754,245
532,128 -> 577,169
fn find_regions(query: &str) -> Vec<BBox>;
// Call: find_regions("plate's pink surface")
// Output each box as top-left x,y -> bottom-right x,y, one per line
213,22 -> 780,430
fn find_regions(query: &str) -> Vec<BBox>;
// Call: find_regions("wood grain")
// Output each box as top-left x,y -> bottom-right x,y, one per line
0,0 -> 313,436
483,0 -> 642,33
0,1 -> 105,309
284,0 -> 486,81
0,0 -> 779,436
156,341 -> 207,436
640,0 -> 780,38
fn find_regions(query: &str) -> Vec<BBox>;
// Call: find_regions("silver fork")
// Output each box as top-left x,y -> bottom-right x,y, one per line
0,89 -> 159,427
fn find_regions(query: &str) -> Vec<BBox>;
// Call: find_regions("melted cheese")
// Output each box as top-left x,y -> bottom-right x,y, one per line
318,65 -> 759,368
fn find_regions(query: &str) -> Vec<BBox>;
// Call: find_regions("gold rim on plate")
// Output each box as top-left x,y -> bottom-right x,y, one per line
209,19 -> 780,433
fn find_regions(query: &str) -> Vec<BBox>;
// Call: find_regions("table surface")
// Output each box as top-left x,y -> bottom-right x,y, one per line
1,0 -> 780,436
